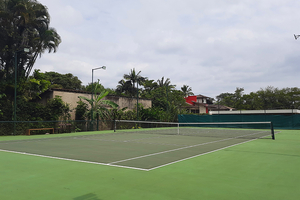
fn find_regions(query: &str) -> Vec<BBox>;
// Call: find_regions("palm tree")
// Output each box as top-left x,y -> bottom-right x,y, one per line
116,79 -> 134,96
181,85 -> 194,97
0,0 -> 61,98
26,27 -> 61,77
79,83 -> 118,121
157,77 -> 175,90
141,79 -> 158,98
123,68 -> 147,120
156,77 -> 175,112
123,68 -> 147,97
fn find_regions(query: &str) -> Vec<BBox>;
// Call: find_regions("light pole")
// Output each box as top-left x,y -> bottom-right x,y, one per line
136,81 -> 139,121
90,66 -> 106,131
13,48 -> 29,135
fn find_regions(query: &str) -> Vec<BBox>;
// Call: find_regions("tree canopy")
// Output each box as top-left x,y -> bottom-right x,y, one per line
181,85 -> 194,97
117,68 -> 147,97
216,87 -> 300,110
0,0 -> 61,99
43,71 -> 83,90
0,0 -> 65,123
79,82 -> 118,121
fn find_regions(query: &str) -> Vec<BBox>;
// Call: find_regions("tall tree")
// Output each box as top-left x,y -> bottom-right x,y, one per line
23,69 -> 51,100
123,68 -> 146,120
216,87 -> 244,109
156,77 -> 176,111
233,87 -> 244,110
0,0 -> 61,98
216,92 -> 235,107
181,85 -> 194,97
157,76 -> 175,89
216,86 -> 300,110
141,79 -> 158,97
122,68 -> 146,97
116,79 -> 133,96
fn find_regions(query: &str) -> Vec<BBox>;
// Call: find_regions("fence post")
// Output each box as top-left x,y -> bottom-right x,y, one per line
114,120 -> 116,132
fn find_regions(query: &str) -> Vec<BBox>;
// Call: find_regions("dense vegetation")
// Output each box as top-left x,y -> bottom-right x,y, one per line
217,87 -> 300,110
75,69 -> 191,122
0,0 -> 64,122
0,0 -> 61,101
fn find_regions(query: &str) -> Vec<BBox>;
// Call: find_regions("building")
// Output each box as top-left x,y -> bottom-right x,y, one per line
39,88 -> 152,120
184,95 -> 233,114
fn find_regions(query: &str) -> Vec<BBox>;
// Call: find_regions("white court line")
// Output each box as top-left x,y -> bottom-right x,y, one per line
147,130 -> 280,171
148,138 -> 257,170
0,131 -> 278,171
0,149 -> 148,171
109,131 -> 267,165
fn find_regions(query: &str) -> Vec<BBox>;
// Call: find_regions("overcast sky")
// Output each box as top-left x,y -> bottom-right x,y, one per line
35,0 -> 300,99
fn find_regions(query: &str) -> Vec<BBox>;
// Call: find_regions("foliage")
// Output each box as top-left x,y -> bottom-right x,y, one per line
75,100 -> 88,120
104,88 -> 117,95
0,96 -> 70,121
39,96 -> 70,121
157,76 -> 175,89
79,82 -> 118,121
141,79 -> 158,96
0,97 -> 12,121
140,77 -> 187,122
107,107 -> 133,121
216,86 -> 300,110
181,85 -> 194,97
116,79 -> 134,96
0,0 -> 61,100
51,97 -> 71,120
23,69 -> 51,100
117,68 -> 147,97
147,87 -> 169,110
118,110 -> 136,120
43,71 -> 82,90
0,93 -> 6,116
139,107 -> 160,121
84,81 -> 105,94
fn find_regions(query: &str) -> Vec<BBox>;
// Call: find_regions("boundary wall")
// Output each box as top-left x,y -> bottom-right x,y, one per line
178,114 -> 300,129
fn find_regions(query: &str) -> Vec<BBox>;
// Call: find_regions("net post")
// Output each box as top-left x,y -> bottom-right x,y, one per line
177,123 -> 179,135
270,122 -> 275,140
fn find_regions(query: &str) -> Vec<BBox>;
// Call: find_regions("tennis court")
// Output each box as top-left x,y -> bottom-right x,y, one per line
1,122 -> 300,200
0,121 -> 276,171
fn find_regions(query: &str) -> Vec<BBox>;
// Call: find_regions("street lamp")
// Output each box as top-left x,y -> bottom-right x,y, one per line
90,66 -> 106,131
136,81 -> 139,121
14,48 -> 30,135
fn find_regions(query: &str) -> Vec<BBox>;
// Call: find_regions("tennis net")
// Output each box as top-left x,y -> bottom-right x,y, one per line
114,120 -> 275,140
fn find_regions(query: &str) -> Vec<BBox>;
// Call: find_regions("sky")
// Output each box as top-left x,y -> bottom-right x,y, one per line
35,0 -> 300,99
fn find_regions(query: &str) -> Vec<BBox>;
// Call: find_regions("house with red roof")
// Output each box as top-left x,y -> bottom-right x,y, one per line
184,95 -> 233,114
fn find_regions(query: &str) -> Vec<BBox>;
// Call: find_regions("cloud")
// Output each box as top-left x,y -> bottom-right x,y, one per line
35,0 -> 300,99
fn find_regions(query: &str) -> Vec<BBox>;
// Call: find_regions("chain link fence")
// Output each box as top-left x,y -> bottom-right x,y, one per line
0,120 -> 115,136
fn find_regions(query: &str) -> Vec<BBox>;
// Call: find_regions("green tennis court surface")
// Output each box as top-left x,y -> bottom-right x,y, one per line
0,127 -> 274,170
1,128 -> 299,200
